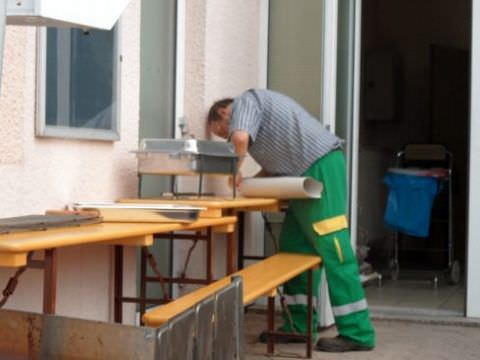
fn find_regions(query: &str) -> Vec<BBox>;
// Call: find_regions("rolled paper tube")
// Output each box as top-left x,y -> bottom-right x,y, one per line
239,177 -> 323,199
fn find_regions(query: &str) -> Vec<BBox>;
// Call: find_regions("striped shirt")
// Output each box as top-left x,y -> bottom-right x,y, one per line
229,89 -> 342,176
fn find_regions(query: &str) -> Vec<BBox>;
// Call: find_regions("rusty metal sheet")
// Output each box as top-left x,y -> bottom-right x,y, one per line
195,295 -> 215,360
231,276 -> 245,360
0,309 -> 157,360
214,277 -> 242,360
155,325 -> 170,360
167,308 -> 195,360
0,276 -> 245,360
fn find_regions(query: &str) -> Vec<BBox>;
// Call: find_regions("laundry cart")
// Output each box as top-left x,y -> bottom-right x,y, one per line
383,144 -> 460,286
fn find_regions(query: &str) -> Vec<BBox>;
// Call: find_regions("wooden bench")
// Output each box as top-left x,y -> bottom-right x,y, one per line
143,252 -> 321,358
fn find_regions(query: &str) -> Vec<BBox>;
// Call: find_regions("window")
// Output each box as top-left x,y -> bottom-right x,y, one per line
36,24 -> 121,141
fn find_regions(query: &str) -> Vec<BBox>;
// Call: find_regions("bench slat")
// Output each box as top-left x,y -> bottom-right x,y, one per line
239,253 -> 320,304
143,253 -> 321,327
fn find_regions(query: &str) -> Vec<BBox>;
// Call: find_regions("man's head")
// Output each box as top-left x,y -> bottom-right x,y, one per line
207,98 -> 233,139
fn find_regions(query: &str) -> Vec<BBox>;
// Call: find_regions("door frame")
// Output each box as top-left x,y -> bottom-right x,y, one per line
174,0 -> 185,138
349,0 -> 362,251
320,0 -> 338,133
467,0 -> 480,318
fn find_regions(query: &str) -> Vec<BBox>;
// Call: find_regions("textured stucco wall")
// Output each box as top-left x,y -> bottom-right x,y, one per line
174,0 -> 263,294
204,0 -> 263,181
184,0 -> 263,192
204,0 -> 262,103
185,0 -> 263,136
0,1 -> 141,323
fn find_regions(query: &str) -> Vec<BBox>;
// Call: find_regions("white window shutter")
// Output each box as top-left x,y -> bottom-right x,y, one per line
6,0 -> 131,30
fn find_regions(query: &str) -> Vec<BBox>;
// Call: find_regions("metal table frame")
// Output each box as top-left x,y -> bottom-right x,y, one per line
113,223 -> 237,323
115,197 -> 283,323
119,197 -> 283,272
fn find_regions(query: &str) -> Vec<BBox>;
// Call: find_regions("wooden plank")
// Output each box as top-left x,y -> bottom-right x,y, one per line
0,253 -> 28,267
237,253 -> 320,304
234,204 -> 283,213
198,208 -> 223,218
0,217 -> 237,254
211,223 -> 235,233
105,235 -> 154,247
142,253 -> 321,327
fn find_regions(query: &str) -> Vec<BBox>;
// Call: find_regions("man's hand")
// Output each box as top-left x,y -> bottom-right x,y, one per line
228,171 -> 243,188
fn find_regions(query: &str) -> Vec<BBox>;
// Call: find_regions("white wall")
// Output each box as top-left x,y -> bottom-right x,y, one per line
172,0 -> 264,294
0,0 -> 141,323
184,0 -> 264,137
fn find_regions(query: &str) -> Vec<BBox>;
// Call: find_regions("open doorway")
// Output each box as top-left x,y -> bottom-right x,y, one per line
358,0 -> 470,317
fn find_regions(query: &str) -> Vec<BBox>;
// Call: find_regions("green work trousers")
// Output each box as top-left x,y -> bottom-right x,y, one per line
279,150 -> 375,347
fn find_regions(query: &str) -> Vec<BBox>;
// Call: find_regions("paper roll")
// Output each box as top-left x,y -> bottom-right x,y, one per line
239,177 -> 323,199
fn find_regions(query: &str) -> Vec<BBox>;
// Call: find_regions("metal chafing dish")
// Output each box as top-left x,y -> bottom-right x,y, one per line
134,138 -> 238,175
134,138 -> 239,197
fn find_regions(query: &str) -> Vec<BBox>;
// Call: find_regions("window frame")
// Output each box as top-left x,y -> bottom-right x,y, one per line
35,22 -> 122,141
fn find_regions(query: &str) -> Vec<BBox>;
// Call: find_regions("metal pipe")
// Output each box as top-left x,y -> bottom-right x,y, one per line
43,249 -> 57,314
0,0 -> 7,95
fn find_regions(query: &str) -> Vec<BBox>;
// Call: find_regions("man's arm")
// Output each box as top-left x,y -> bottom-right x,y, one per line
229,130 -> 250,187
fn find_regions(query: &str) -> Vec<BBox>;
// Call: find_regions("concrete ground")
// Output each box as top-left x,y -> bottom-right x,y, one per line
244,312 -> 480,360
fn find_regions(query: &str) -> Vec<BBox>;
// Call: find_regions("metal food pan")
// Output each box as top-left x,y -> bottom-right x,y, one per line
135,139 -> 238,175
72,202 -> 206,223
136,152 -> 198,175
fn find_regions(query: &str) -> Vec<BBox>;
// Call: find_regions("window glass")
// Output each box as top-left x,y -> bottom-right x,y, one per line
38,25 -> 119,140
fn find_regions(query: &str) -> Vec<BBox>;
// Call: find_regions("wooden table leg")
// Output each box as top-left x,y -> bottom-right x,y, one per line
226,231 -> 236,274
43,249 -> 57,314
206,228 -> 214,283
237,212 -> 245,270
114,245 -> 123,323
139,246 -> 148,323
267,295 -> 275,355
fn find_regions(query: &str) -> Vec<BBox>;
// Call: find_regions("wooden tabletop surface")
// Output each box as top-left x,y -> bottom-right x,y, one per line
0,216 -> 237,267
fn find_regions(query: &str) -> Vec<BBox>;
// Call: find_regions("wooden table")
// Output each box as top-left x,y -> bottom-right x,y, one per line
119,197 -> 284,271
0,217 -> 236,322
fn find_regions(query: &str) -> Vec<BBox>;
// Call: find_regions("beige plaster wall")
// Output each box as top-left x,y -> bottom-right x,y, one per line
174,0 -> 264,293
0,1 -> 141,323
184,0 -> 263,189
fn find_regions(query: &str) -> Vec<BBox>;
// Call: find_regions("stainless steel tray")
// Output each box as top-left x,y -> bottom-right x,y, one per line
134,139 -> 238,175
72,201 -> 206,223
0,214 -> 101,234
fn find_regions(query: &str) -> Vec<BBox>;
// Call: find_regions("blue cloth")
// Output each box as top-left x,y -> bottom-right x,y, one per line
384,172 -> 439,237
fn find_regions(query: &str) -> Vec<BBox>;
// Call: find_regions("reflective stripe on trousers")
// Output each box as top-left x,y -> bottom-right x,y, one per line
283,294 -> 318,306
284,294 -> 368,317
332,298 -> 368,317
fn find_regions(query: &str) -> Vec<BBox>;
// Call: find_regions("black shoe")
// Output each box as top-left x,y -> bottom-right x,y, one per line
258,330 -> 307,344
315,335 -> 374,352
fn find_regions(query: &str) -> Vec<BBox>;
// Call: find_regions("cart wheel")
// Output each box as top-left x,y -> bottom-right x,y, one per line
389,260 -> 399,281
448,261 -> 461,285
